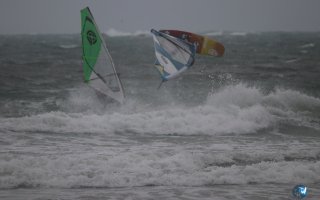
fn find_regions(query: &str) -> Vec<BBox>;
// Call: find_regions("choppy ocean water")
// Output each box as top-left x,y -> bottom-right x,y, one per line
0,32 -> 319,199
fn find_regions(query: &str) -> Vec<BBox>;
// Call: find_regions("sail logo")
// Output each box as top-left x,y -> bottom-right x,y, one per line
87,30 -> 97,45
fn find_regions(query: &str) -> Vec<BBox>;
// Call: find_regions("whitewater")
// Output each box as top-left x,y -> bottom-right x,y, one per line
0,31 -> 319,199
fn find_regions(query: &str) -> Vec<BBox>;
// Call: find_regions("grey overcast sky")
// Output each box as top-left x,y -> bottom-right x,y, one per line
0,0 -> 320,34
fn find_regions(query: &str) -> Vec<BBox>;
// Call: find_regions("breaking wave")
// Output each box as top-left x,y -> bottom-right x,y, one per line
1,84 -> 319,136
105,28 -> 149,37
0,84 -> 320,189
0,144 -> 319,188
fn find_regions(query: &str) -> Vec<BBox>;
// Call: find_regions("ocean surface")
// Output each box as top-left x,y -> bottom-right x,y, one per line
0,31 -> 320,199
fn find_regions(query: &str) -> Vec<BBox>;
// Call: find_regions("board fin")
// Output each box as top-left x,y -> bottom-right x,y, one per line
157,79 -> 165,90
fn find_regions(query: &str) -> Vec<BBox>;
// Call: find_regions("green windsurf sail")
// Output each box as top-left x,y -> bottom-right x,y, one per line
81,7 -> 125,103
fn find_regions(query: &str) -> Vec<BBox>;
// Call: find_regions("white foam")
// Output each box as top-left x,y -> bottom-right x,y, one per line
230,32 -> 248,36
1,84 -> 319,136
205,31 -> 224,36
0,105 -> 271,137
1,145 -> 319,188
105,28 -> 149,37
208,84 -> 320,130
59,44 -> 79,49
299,43 -> 315,48
207,84 -> 263,108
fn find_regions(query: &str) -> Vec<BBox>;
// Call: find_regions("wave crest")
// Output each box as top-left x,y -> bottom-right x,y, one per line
1,84 -> 319,136
105,28 -> 149,37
